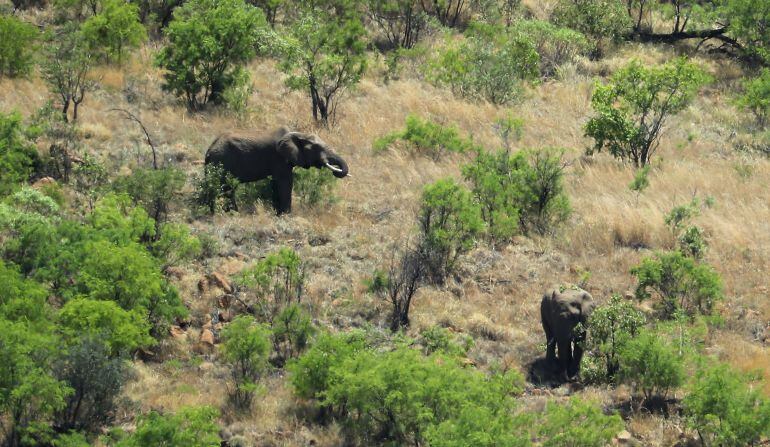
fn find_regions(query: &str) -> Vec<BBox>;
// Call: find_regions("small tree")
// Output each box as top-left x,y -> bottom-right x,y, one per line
420,0 -> 470,28
551,0 -> 631,46
384,246 -> 423,331
618,331 -> 685,406
155,0 -> 268,110
418,178 -> 484,284
0,111 -> 41,197
508,19 -> 591,78
519,148 -> 571,235
538,397 -> 624,447
586,294 -> 646,381
684,361 -> 770,446
220,315 -> 271,410
720,0 -> 770,64
585,58 -> 708,167
271,304 -> 315,365
737,68 -> 770,127
112,167 -> 185,237
247,0 -> 283,27
0,15 -> 38,78
631,250 -> 723,319
80,0 -> 146,64
40,28 -> 96,123
235,247 -> 304,322
279,4 -> 367,125
367,0 -> 428,49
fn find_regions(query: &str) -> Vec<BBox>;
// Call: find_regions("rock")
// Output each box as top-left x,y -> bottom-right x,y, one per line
461,357 -> 477,368
208,272 -> 233,294
617,430 -> 632,442
169,325 -> 186,340
200,329 -> 215,346
32,177 -> 56,188
198,361 -> 214,372
165,266 -> 185,280
624,291 -> 635,300
218,294 -> 233,309
197,278 -> 209,294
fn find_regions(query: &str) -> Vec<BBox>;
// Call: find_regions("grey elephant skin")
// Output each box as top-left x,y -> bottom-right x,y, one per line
540,286 -> 595,380
204,127 -> 349,214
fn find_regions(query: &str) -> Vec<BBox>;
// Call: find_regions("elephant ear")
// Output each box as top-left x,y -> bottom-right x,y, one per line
277,133 -> 303,166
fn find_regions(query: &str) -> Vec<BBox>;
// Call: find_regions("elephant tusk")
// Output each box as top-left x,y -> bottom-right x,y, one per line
324,162 -> 344,173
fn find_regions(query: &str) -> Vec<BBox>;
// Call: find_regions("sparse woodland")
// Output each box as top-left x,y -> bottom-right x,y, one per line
2,0 -> 770,445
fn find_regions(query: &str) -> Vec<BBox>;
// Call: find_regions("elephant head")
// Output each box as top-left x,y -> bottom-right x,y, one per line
277,132 -> 349,178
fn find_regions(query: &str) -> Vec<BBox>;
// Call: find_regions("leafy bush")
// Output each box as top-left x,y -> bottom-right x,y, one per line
271,304 -> 315,364
383,246 -> 423,331
684,361 -> 770,446
367,0 -> 429,49
220,315 -> 271,409
0,260 -> 49,323
235,247 -> 304,322
585,58 -> 708,167
537,397 -> 624,447
737,68 -> 770,127
293,168 -> 338,208
617,331 -> 685,404
419,325 -> 473,357
40,26 -> 96,122
80,0 -> 146,63
156,0 -> 269,110
631,250 -> 723,319
58,299 -> 154,355
585,294 -> 646,381
116,406 -> 221,447
426,23 -> 539,104
720,0 -> 770,64
279,3 -> 367,124
508,19 -> 591,78
54,337 -> 129,432
373,114 -> 480,159
0,15 -> 38,77
193,163 -> 239,214
418,178 -> 484,284
288,331 -> 367,402
551,0 -> 631,45
0,111 -> 41,196
112,167 -> 185,234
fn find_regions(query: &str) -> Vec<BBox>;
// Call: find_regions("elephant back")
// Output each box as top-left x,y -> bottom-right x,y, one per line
541,286 -> 594,318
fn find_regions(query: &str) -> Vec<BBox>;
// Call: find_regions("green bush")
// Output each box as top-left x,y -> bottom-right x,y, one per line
293,168 -> 338,208
373,114 -> 481,159
537,397 -> 624,447
0,259 -> 50,323
271,303 -> 315,364
720,0 -> 770,64
418,178 -> 484,284
508,19 -> 591,78
193,163 -> 239,214
116,406 -> 221,447
80,0 -> 146,63
0,111 -> 41,197
618,331 -> 685,404
58,299 -> 154,355
684,361 -> 770,446
156,0 -> 269,110
288,330 -> 367,402
585,294 -> 646,381
419,325 -> 473,357
551,0 -> 631,45
462,147 -> 571,241
631,250 -> 723,319
40,26 -> 96,122
0,15 -> 38,77
426,23 -> 539,104
112,167 -> 185,233
220,315 -> 271,410
585,58 -> 708,167
737,68 -> 770,127
235,247 -> 304,322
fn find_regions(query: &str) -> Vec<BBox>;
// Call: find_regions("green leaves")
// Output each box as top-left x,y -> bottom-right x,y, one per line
586,294 -> 646,381
585,58 -> 708,166
373,114 -> 480,158
0,14 -> 38,78
220,315 -> 271,409
538,397 -> 624,447
737,67 -> 770,126
0,111 -> 41,197
618,330 -> 685,402
236,247 -> 304,321
117,406 -> 222,447
80,0 -> 146,63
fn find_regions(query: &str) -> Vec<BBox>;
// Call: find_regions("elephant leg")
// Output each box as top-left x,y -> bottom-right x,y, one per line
272,170 -> 293,214
556,338 -> 572,375
568,341 -> 584,380
542,319 -> 556,365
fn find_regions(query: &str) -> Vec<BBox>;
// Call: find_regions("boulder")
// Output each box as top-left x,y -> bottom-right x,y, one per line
200,329 -> 215,346
208,272 -> 233,294
169,325 -> 186,340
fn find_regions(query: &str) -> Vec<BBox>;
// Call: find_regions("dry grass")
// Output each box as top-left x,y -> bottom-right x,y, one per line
3,36 -> 769,443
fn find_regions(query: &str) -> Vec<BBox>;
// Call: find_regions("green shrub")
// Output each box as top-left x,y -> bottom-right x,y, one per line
235,247 -> 304,322
0,15 -> 38,77
156,0 -> 269,110
418,178 -> 484,284
72,153 -> 108,210
0,111 -> 41,196
112,167 -> 185,233
737,68 -> 770,127
585,294 -> 646,381
419,325 -> 473,357
271,304 -> 315,364
632,250 -> 723,319
58,299 -> 154,355
517,148 -> 571,235
293,168 -> 338,208
720,0 -> 770,64
677,225 -> 708,260
0,259 -> 50,323
193,163 -> 239,214
537,397 -> 624,447
0,188 -> 61,276
373,114 -> 481,159
551,0 -> 631,45
628,165 -> 650,198
80,0 -> 146,63
508,19 -> 591,78
116,406 -> 221,447
618,331 -> 685,404
684,361 -> 770,446
367,0 -> 429,49
585,58 -> 708,167
288,330 -> 367,402
426,23 -> 539,104
220,315 -> 271,409
278,3 -> 367,124
40,26 -> 96,122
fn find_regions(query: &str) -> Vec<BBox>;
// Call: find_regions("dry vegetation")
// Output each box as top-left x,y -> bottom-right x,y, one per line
2,12 -> 769,445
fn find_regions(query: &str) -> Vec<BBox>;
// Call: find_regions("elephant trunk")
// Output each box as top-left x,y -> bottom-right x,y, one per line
324,153 -> 349,178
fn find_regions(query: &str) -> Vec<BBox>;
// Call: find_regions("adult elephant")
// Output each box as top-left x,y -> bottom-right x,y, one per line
204,127 -> 349,214
540,286 -> 595,381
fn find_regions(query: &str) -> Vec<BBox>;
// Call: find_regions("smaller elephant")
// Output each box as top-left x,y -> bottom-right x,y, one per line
204,127 -> 349,214
540,286 -> 595,380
